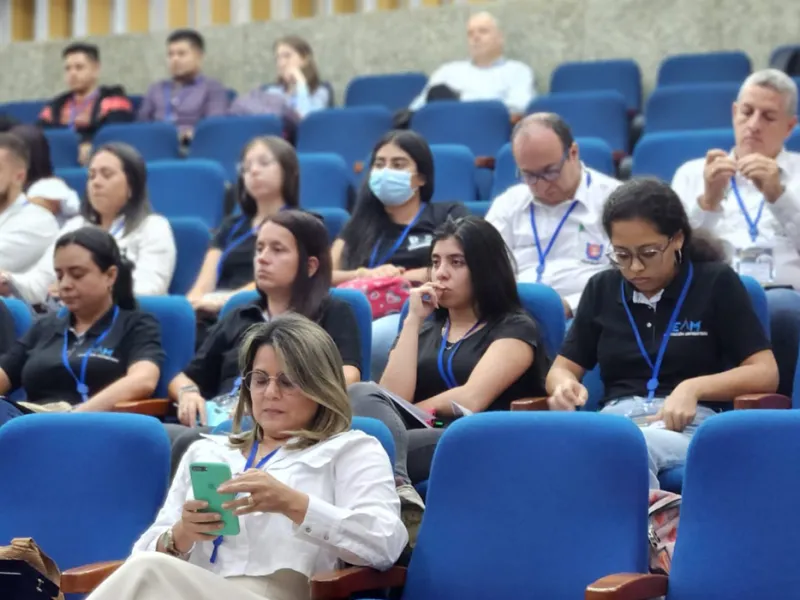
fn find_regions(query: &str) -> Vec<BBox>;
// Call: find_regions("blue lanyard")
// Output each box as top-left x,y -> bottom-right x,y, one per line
210,442 -> 280,563
368,207 -> 424,269
61,306 -> 120,402
163,78 -> 201,122
217,217 -> 255,283
730,177 -> 766,244
619,262 -> 694,402
68,90 -> 98,129
528,171 -> 589,282
436,319 -> 482,389
109,218 -> 125,237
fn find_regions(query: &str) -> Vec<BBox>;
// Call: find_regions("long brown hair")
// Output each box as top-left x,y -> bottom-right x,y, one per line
274,35 -> 321,93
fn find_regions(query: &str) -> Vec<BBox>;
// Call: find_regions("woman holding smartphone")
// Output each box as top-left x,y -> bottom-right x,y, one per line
87,315 -> 406,600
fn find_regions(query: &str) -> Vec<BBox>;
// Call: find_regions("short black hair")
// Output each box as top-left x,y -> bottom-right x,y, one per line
430,215 -> 522,322
0,132 -> 30,168
602,178 -> 725,263
167,29 -> 205,52
62,42 -> 100,62
512,113 -> 575,152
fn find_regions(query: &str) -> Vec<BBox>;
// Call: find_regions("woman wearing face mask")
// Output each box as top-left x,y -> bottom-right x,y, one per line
349,217 -> 548,544
547,179 -> 779,488
0,227 -> 164,411
188,136 -> 299,324
166,211 -> 362,476
0,143 -> 176,310
332,131 -> 468,379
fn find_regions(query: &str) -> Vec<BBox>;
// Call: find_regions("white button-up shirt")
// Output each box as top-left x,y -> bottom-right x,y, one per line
409,59 -> 535,114
133,430 -> 407,579
486,167 -> 620,309
0,194 -> 59,273
672,149 -> 800,287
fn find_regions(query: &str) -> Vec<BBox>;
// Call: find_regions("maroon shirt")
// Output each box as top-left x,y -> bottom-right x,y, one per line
137,75 -> 228,132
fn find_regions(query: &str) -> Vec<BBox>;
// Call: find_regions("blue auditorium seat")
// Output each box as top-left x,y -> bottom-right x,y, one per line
93,122 -> 181,161
632,129 -> 736,182
550,59 -> 642,113
787,127 -> 800,153
526,91 -> 629,154
138,296 -> 196,397
44,129 -> 80,169
314,207 -> 350,240
55,167 -> 87,199
168,217 -> 211,295
345,72 -> 428,112
147,159 -> 226,229
430,144 -> 477,203
190,115 -> 283,182
0,298 -> 33,338
657,51 -> 751,87
411,100 -> 511,158
298,153 -> 351,210
0,99 -> 47,124
644,83 -> 740,134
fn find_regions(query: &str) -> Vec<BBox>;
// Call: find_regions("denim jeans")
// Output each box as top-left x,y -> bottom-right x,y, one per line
765,287 -> 800,397
601,397 -> 716,489
370,313 -> 402,381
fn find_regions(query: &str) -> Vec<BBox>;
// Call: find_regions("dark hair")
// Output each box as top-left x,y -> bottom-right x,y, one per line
512,113 -> 575,151
602,178 -> 726,263
339,130 -> 435,270
167,29 -> 205,52
0,132 -> 30,168
256,210 -> 332,321
0,114 -> 20,133
274,35 -> 321,92
54,226 -> 136,310
83,143 -> 152,235
237,136 -> 300,218
430,216 -> 522,322
62,42 -> 100,62
10,125 -> 54,189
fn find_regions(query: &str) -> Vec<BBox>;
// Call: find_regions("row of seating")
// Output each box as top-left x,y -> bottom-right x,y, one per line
1,406 -> 797,597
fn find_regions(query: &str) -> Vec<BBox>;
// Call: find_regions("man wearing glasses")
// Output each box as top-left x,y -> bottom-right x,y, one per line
486,113 -> 621,318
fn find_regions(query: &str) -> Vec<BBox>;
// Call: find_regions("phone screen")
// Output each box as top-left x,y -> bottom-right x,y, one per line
189,462 -> 241,537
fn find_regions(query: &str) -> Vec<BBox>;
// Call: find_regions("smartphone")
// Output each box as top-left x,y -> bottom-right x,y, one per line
189,462 -> 240,536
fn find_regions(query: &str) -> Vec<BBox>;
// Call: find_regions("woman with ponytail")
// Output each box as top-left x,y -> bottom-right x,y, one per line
546,178 -> 779,488
0,227 -> 165,411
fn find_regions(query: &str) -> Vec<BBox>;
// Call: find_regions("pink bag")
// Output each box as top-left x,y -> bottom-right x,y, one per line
338,276 -> 411,320
648,489 -> 681,575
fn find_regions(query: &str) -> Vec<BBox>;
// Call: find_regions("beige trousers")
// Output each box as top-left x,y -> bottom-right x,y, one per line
87,552 -> 311,600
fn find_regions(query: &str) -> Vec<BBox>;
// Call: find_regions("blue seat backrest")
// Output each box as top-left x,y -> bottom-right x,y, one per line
632,129 -> 736,183
168,217 -> 212,295
550,59 -> 643,113
644,83 -> 740,134
411,100 -> 511,158
298,153 -> 352,210
93,122 -> 181,162
147,159 -> 227,229
657,51 -> 751,87
344,72 -> 428,112
138,296 -> 196,397
430,144 -> 477,203
0,298 -> 33,338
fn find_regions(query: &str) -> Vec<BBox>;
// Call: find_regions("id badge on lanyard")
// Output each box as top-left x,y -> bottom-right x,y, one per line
734,247 -> 775,285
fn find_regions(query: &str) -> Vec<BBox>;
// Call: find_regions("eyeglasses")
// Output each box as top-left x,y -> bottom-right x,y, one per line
243,370 -> 296,394
517,152 -> 569,185
238,156 -> 276,175
606,239 -> 673,269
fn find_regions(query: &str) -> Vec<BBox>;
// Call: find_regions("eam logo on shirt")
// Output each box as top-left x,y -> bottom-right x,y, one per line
671,320 -> 708,337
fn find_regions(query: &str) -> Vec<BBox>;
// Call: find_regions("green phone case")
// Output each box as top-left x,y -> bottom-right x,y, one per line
189,462 -> 241,537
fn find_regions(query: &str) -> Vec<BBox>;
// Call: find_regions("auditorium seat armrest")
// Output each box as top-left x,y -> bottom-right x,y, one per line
474,156 -> 495,169
585,573 -> 668,600
618,156 -> 633,180
61,560 -> 124,594
630,113 -> 645,148
510,397 -> 549,411
311,565 -> 407,600
113,398 -> 171,417
734,393 -> 791,410
354,161 -> 364,174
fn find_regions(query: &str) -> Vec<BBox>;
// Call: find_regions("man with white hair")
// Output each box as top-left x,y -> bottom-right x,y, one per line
672,68 -> 800,396
409,12 -> 535,115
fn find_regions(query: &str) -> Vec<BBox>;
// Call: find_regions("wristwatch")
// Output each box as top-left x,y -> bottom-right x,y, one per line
177,385 -> 200,405
161,527 -> 192,560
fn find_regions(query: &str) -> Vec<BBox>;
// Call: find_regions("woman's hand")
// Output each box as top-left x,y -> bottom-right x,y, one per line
219,470 -> 309,524
286,66 -> 306,87
548,381 -> 588,411
178,391 -> 207,427
655,382 -> 699,432
193,294 -> 225,315
407,282 -> 444,322
366,264 -> 405,279
172,500 -> 225,551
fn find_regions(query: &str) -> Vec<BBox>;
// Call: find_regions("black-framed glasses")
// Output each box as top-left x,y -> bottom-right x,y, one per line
517,152 -> 570,185
237,156 -> 277,175
606,239 -> 673,268
243,370 -> 296,395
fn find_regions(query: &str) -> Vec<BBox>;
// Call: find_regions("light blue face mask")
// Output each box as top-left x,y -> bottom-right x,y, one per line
369,168 -> 415,206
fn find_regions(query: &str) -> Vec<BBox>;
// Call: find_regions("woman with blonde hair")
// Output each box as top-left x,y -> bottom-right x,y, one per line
88,314 -> 406,600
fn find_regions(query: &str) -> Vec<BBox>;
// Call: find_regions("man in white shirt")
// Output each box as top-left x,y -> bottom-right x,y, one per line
0,133 -> 59,273
409,12 -> 535,116
671,68 -> 800,396
487,113 -> 620,317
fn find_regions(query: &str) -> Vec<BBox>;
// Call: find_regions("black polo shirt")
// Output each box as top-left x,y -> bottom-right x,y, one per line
184,295 -> 362,399
0,302 -> 15,356
561,261 -> 771,407
213,214 -> 257,291
411,311 -> 548,410
0,306 -> 165,406
339,202 -> 469,269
